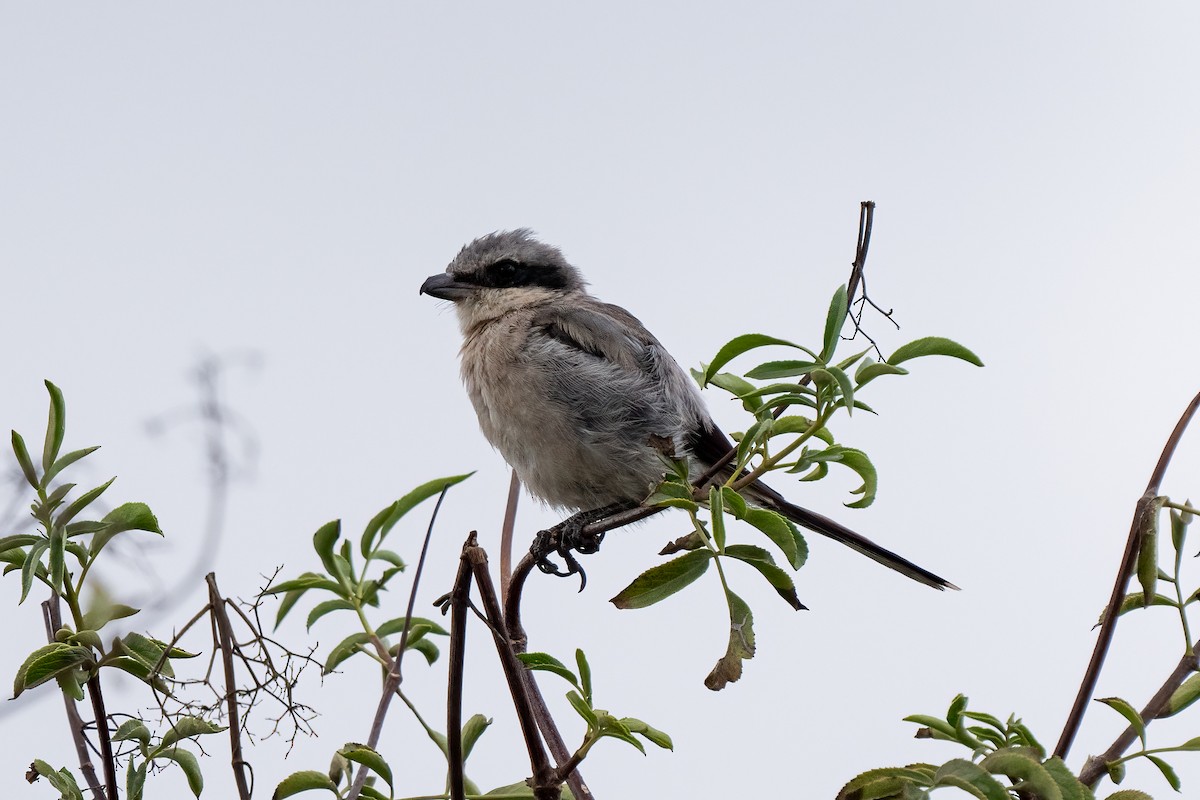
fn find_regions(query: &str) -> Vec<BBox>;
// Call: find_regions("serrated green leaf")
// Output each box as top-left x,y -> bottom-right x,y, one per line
932,759 -> 1010,800
1040,756 -> 1092,800
725,544 -> 804,610
836,766 -> 936,800
610,550 -> 713,610
888,337 -> 983,367
153,716 -> 227,754
272,770 -> 340,799
14,643 -> 93,698
743,508 -> 804,569
979,748 -> 1062,800
1104,791 -> 1153,800
1097,697 -> 1146,749
31,760 -> 84,800
694,369 -> 763,411
20,538 -> 50,603
826,365 -> 855,416
127,759 -> 147,800
114,719 -> 152,744
339,744 -> 393,792
89,503 -> 162,556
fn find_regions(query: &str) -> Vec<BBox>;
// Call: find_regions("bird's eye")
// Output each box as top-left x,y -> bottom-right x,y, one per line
490,259 -> 521,286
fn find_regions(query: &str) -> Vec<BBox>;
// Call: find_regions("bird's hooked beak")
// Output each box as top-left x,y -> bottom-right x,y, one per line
420,272 -> 472,301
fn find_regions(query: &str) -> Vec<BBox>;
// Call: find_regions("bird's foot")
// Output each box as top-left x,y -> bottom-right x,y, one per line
530,503 -> 629,591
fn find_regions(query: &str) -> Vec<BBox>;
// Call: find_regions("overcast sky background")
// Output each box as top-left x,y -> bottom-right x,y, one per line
3,4 -> 1200,799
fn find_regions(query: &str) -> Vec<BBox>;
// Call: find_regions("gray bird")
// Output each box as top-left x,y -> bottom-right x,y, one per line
421,229 -> 955,590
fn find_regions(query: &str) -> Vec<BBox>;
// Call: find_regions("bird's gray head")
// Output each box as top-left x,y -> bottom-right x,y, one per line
421,230 -> 587,327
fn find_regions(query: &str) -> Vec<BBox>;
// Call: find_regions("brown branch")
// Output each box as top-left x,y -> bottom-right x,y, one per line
446,538 -> 474,800
206,574 -> 253,800
1079,639 -> 1200,786
464,538 -> 559,800
41,598 -> 105,800
85,673 -> 118,800
1055,388 -> 1200,760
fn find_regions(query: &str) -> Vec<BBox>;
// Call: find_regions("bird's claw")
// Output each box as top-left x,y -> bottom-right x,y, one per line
530,519 -> 607,591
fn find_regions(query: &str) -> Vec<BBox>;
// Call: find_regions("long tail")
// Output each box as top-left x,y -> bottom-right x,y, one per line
750,482 -> 958,591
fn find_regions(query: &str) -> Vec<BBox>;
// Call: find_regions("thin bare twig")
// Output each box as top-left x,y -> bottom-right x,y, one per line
206,574 -> 253,800
1055,388 -> 1200,760
500,469 -> 521,600
346,487 -> 449,800
41,598 -> 105,800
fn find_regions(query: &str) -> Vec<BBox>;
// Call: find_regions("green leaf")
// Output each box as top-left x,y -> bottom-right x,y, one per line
56,477 -> 116,528
576,649 -> 592,704
704,590 -> 754,691
14,643 -> 94,698
323,632 -> 372,674
264,573 -> 347,598
11,430 -> 39,489
90,503 -> 162,556
725,544 -> 804,610
694,369 -> 763,411
48,524 -> 66,592
1142,754 -> 1179,791
709,487 -> 727,551
376,615 -> 449,639
56,669 -> 85,702
461,714 -> 493,760
1165,673 -> 1200,717
854,358 -> 909,388
822,284 -> 849,362
932,759 -> 1011,800
610,550 -> 713,609
113,719 -> 152,745
481,781 -> 540,797
743,508 -> 806,569
1136,500 -> 1162,604
744,360 -> 821,380
826,365 -> 855,416
1171,735 -> 1200,751
155,716 -> 227,752
595,710 -> 645,753
621,717 -> 673,750
830,447 -> 878,509
81,601 -> 139,633
42,381 -> 67,472
701,334 -> 812,386
888,336 -> 983,367
272,770 -> 340,799
31,760 -> 84,800
408,638 -> 440,665
1040,756 -> 1091,800
836,766 -> 935,800
1097,697 -> 1146,749
19,538 -> 50,603
904,714 -> 960,740
42,446 -> 100,489
0,534 -> 40,553
566,689 -> 598,727
127,759 -> 147,800
1104,792 -> 1153,800
312,520 -> 341,578
979,748 -> 1062,800
339,744 -> 393,792
153,747 -> 203,797
116,633 -> 174,678
517,652 -> 580,687
306,599 -> 355,630
363,473 -> 474,555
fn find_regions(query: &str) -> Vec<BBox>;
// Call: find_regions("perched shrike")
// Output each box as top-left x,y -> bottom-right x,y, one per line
421,230 -> 954,590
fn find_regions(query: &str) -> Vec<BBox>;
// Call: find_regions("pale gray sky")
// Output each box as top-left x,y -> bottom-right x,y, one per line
3,4 -> 1200,798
